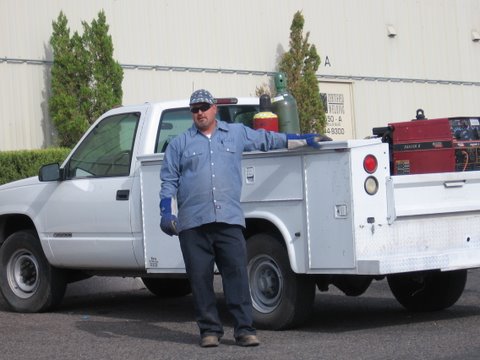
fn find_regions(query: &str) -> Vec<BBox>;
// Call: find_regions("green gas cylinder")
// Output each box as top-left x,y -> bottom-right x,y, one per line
271,72 -> 300,133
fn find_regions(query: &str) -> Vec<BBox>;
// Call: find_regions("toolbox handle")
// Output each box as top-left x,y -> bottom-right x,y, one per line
443,180 -> 466,188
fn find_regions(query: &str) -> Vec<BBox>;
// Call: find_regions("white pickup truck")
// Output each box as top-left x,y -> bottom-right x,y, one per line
1,97 -> 480,330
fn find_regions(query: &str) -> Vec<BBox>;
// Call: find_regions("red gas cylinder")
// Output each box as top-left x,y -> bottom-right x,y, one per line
253,94 -> 279,132
254,111 -> 279,131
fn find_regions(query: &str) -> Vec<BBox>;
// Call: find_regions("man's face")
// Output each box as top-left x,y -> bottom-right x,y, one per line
191,103 -> 217,134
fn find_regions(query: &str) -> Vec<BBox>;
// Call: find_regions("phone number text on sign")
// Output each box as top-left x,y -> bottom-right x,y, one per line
325,93 -> 345,136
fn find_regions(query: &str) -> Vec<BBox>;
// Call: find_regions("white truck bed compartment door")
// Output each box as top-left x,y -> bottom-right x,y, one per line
390,171 -> 480,219
140,156 -> 185,272
305,149 -> 356,270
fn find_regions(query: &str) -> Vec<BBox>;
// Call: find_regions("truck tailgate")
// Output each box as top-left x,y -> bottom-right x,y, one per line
356,171 -> 480,275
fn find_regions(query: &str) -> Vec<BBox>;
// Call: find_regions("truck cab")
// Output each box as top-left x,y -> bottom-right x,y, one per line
33,98 -> 260,269
0,98 -> 264,312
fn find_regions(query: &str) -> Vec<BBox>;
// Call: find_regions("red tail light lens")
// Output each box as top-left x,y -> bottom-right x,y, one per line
363,154 -> 378,173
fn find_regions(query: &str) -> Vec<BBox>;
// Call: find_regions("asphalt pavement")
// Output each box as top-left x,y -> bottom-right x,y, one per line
1,270 -> 479,360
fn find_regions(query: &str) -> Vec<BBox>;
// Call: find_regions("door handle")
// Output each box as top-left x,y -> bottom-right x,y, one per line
443,180 -> 465,188
116,189 -> 130,200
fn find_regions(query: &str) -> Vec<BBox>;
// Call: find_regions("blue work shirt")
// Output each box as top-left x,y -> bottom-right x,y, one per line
160,120 -> 287,232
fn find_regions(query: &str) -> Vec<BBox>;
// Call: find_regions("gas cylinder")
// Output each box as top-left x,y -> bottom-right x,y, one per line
271,72 -> 300,133
253,94 -> 279,132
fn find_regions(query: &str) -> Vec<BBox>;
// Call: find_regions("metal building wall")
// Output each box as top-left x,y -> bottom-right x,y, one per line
1,0 -> 480,150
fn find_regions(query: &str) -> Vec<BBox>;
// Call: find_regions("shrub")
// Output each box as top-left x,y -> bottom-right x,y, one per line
0,148 -> 71,185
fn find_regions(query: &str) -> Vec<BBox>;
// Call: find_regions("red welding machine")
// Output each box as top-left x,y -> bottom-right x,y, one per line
373,109 -> 480,175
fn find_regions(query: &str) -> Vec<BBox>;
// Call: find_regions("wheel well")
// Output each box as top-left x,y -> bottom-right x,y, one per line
244,218 -> 284,247
0,214 -> 36,246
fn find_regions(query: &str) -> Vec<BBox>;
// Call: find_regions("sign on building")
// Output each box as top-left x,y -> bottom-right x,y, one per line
320,81 -> 355,140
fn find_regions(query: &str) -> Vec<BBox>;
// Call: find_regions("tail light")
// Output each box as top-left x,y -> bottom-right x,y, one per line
363,154 -> 378,173
363,154 -> 379,195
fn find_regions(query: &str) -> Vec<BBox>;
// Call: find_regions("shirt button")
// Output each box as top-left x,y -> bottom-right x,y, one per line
213,187 -> 216,190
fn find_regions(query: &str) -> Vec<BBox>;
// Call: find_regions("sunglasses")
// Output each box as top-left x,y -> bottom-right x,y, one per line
190,103 -> 212,113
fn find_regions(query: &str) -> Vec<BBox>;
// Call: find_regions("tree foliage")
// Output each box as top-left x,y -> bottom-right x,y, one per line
49,11 -> 123,147
278,11 -> 326,134
82,11 -> 124,121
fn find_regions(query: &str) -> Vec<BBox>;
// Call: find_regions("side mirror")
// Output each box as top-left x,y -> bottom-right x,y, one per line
39,163 -> 62,182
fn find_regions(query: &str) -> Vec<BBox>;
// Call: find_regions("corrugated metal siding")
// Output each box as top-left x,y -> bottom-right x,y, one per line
353,80 -> 480,138
1,0 -> 480,149
0,63 -> 53,150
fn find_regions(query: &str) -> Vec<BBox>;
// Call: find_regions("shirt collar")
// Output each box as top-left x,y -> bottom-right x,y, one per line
188,120 -> 229,136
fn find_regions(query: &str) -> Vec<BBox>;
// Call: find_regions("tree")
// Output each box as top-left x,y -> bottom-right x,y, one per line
49,11 -> 123,147
82,11 -> 123,121
278,11 -> 326,134
49,12 -> 89,147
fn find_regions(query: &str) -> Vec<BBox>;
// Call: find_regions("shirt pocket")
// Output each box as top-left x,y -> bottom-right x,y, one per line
181,149 -> 203,172
220,138 -> 237,155
218,139 -> 239,173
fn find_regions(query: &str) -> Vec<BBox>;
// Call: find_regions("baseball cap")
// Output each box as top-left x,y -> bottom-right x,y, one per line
189,89 -> 216,105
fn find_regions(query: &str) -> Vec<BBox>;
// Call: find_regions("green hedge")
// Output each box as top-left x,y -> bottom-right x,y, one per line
0,148 -> 71,185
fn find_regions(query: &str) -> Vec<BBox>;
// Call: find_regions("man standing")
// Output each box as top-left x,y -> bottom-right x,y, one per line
159,89 -> 321,348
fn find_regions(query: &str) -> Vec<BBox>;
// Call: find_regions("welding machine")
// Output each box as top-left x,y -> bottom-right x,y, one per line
373,109 -> 480,175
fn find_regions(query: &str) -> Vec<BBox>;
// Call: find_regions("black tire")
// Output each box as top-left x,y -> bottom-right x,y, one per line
247,233 -> 315,330
387,269 -> 467,312
0,230 -> 66,312
141,277 -> 191,297
325,275 -> 373,296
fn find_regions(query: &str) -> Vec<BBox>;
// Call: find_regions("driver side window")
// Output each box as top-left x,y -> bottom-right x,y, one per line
65,112 -> 140,179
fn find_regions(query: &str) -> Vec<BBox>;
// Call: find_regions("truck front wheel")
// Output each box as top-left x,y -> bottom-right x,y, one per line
387,269 -> 467,312
0,230 -> 66,312
247,233 -> 315,330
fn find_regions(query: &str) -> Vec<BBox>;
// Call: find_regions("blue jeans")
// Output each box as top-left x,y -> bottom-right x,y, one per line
179,223 -> 256,339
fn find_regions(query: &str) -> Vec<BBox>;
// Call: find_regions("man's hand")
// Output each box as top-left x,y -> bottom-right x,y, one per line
160,198 -> 179,236
161,214 -> 178,236
286,133 -> 332,149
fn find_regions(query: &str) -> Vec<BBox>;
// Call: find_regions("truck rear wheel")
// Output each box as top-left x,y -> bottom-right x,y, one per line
141,278 -> 191,297
0,230 -> 66,312
387,269 -> 467,312
247,233 -> 315,330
